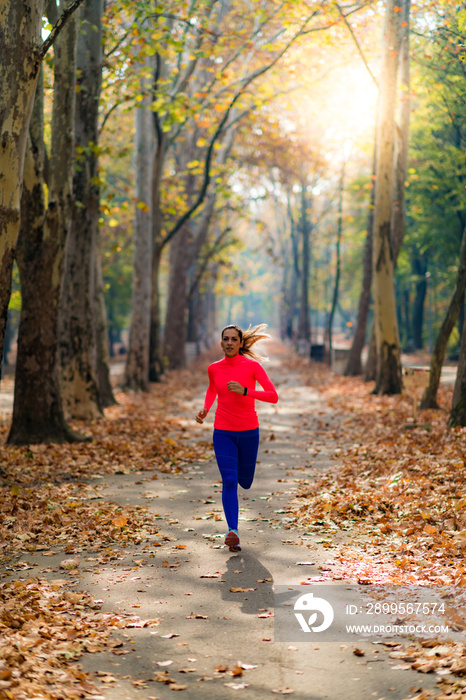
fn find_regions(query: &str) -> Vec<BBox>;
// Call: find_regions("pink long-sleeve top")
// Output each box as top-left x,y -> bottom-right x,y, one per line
203,354 -> 279,431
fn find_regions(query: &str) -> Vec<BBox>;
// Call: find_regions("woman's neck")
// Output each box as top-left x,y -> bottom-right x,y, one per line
224,353 -> 243,362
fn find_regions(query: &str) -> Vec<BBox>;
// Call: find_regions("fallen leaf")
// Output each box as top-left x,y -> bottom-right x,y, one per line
153,671 -> 175,683
59,556 -> 80,570
272,689 -> 295,695
230,665 -> 243,677
97,675 -> 118,683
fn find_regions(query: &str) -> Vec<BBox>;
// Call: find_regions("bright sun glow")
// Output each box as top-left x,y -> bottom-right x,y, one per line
326,64 -> 378,144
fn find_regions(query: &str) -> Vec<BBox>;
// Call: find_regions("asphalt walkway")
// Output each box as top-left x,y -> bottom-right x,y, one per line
4,350 -> 440,699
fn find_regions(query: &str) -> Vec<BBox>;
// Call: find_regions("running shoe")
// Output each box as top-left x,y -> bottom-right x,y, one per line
225,530 -> 241,552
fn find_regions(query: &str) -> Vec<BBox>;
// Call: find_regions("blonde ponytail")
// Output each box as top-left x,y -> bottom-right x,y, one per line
221,323 -> 271,362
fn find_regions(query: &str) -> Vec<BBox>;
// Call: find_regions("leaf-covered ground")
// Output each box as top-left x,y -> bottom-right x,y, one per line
1,352 -> 466,699
281,356 -> 466,700
283,356 -> 465,587
0,366 -> 211,699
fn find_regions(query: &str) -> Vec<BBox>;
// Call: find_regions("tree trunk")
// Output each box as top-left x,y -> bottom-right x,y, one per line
347,130 -> 376,377
8,3 -> 83,445
285,195 -> 300,340
328,164 -> 344,362
162,132 -> 233,371
124,72 -> 153,391
364,321 -> 377,382
459,300 -> 465,345
60,0 -> 104,418
279,250 -> 291,340
0,1 -> 46,375
94,237 -> 115,407
372,0 -> 403,395
421,225 -> 466,409
149,122 -> 165,382
450,310 -> 466,427
345,205 -> 374,375
149,245 -> 164,381
163,223 -> 191,369
391,0 -> 410,263
297,183 -> 311,345
412,253 -> 427,349
188,282 -> 212,353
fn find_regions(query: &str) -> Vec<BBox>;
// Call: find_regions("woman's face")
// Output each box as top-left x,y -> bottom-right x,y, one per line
221,329 -> 243,357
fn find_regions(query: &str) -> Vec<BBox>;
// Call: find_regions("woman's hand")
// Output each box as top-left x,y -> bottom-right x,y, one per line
196,408 -> 208,424
227,381 -> 245,395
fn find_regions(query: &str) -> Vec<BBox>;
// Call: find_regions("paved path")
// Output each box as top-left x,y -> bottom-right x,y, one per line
5,353 -> 440,699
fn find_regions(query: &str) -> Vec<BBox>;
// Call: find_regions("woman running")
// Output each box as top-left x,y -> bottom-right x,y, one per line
196,324 -> 278,552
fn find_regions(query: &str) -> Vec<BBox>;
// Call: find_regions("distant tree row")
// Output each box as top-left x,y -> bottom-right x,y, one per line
1,0 -> 465,447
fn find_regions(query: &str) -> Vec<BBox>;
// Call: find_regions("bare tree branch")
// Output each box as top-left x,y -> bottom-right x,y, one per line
336,2 -> 378,87
39,0 -> 85,62
187,226 -> 232,301
105,27 -> 133,60
162,8 -> 323,248
99,99 -> 126,135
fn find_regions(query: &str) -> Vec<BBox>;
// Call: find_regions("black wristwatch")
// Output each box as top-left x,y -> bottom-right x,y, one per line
243,387 -> 248,396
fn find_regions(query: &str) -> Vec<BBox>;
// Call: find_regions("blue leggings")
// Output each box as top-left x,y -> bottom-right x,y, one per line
213,428 -> 260,531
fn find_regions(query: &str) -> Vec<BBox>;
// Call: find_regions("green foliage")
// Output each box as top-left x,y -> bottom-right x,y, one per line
101,220 -> 133,349
400,4 -> 466,341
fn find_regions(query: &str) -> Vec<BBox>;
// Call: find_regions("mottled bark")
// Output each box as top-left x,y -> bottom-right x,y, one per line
372,0 -> 403,394
124,72 -> 153,391
0,0 -> 83,378
60,0 -> 104,418
8,3 -> 83,445
421,225 -> 466,409
0,1 -> 46,375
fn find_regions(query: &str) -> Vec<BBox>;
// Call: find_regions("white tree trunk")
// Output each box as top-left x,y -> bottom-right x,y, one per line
8,0 -> 81,444
60,0 -> 104,419
0,1 -> 46,372
124,73 -> 153,391
373,0 -> 403,394
391,0 -> 410,263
